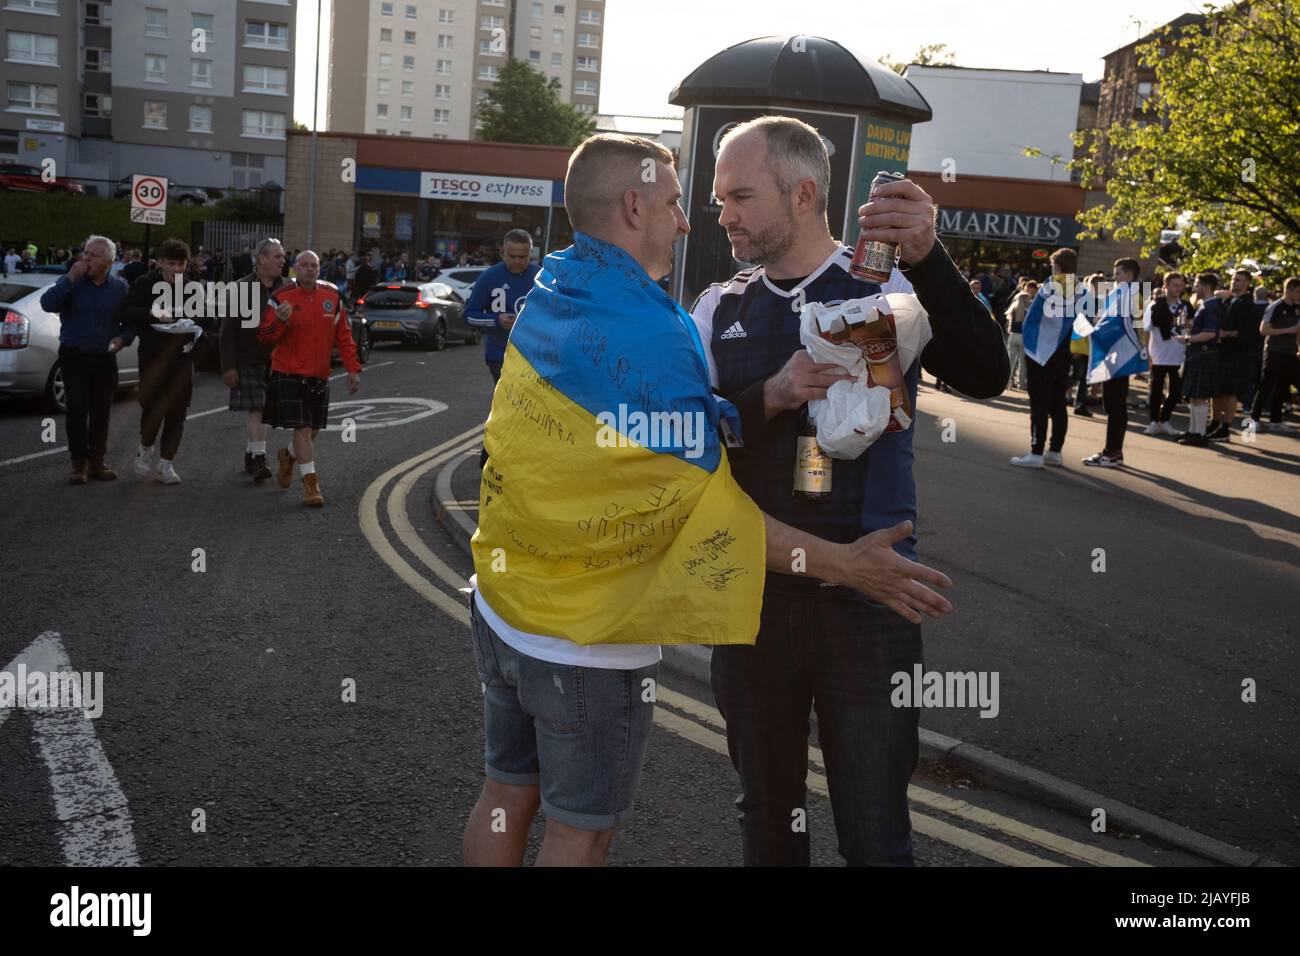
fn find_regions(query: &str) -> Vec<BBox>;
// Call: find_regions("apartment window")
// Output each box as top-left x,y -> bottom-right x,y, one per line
377,77 -> 391,95
480,39 -> 502,56
1134,81 -> 1154,112
579,10 -> 601,24
434,83 -> 450,99
551,52 -> 562,67
85,48 -> 111,73
575,80 -> 597,95
376,103 -> 388,117
145,7 -> 167,37
577,56 -> 597,71
242,109 -> 285,139
83,92 -> 111,117
435,58 -> 451,75
143,100 -> 167,129
529,26 -> 542,40
399,130 -> 411,136
380,1 -> 392,14
553,28 -> 563,44
191,59 -> 212,87
7,32 -> 59,66
245,21 -> 289,50
85,2 -> 112,26
404,31 -> 416,45
401,80 -> 414,96
433,109 -> 450,124
145,55 -> 167,83
438,8 -> 454,24
7,0 -> 58,12
437,34 -> 453,49
403,55 -> 415,69
378,52 -> 392,69
477,65 -> 500,81
554,4 -> 565,14
578,32 -> 598,48
528,50 -> 540,63
375,128 -> 387,135
7,81 -> 57,112
380,28 -> 392,42
531,2 -> 542,17
405,4 -> 416,18
243,64 -> 288,94
189,104 -> 212,133
231,151 -> 264,189
192,12 -> 214,41
400,105 -> 412,121
481,15 -> 504,29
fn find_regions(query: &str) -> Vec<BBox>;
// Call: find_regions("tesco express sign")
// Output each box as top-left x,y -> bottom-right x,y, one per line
419,170 -> 551,207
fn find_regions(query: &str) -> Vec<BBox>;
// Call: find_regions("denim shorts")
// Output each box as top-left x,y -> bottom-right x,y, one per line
469,595 -> 658,831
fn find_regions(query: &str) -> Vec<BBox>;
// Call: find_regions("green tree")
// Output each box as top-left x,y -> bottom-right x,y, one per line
879,43 -> 956,75
1074,1 -> 1300,275
475,58 -> 596,146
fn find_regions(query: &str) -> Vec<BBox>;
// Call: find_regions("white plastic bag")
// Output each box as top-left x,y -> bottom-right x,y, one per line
797,293 -> 933,459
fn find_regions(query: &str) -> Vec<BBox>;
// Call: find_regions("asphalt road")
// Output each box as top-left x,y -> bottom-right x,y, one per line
0,340 -> 1292,866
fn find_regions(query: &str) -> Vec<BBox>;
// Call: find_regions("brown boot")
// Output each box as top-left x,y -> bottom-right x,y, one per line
89,459 -> 118,481
69,459 -> 89,484
277,447 -> 296,489
301,472 -> 324,507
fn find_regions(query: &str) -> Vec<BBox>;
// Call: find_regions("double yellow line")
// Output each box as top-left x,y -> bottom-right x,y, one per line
360,428 -> 1148,868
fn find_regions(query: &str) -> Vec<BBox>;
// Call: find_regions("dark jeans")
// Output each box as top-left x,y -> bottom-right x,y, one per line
59,346 -> 118,463
139,348 -> 193,460
711,588 -> 923,866
1149,365 -> 1182,422
1026,346 -> 1071,455
1241,351 -> 1263,412
1251,352 -> 1298,423
1071,353 -> 1091,407
486,360 -> 502,384
1103,376 -> 1129,452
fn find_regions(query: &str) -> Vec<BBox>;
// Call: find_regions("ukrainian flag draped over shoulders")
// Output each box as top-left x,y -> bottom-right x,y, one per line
471,232 -> 765,647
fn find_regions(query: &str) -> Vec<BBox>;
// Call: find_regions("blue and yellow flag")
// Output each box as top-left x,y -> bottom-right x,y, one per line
471,233 -> 765,646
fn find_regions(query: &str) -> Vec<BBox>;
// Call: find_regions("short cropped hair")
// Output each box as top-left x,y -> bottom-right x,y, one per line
1284,276 -> 1300,292
1196,271 -> 1219,290
719,115 -> 831,217
83,235 -> 116,260
1113,257 -> 1140,279
564,133 -> 675,234
503,229 -> 532,248
1049,247 -> 1078,274
157,238 -> 191,263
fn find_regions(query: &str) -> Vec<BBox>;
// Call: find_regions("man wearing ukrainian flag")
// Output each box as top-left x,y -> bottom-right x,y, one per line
462,134 -> 947,867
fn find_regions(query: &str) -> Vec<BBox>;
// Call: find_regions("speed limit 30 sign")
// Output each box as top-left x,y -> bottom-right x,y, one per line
130,175 -> 168,225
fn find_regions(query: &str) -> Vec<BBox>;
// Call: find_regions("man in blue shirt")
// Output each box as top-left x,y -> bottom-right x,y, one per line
464,229 -> 539,384
38,236 -> 130,484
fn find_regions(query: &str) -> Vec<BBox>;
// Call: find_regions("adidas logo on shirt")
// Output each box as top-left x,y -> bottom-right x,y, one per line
719,321 -> 747,340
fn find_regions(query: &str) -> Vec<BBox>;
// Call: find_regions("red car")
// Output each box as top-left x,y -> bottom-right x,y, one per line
0,163 -> 86,194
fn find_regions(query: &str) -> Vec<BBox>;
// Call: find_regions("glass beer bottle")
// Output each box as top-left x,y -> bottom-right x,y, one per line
793,404 -> 832,502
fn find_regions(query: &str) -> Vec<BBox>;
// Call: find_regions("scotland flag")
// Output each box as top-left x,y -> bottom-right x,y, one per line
1022,278 -> 1088,366
1079,284 -> 1149,384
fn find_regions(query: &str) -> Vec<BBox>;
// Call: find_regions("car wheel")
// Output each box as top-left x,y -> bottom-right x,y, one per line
43,362 -> 67,415
431,318 -> 447,351
179,196 -> 196,206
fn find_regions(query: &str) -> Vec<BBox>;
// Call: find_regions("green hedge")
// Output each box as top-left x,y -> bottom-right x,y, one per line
0,191 -> 221,252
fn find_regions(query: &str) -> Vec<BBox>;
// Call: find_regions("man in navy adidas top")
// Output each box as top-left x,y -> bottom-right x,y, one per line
692,116 -> 1008,866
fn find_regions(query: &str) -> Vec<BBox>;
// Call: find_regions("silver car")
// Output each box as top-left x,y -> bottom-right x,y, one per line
0,274 -> 140,413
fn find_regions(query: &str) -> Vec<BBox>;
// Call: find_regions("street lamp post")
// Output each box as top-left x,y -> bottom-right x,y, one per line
307,0 -> 322,249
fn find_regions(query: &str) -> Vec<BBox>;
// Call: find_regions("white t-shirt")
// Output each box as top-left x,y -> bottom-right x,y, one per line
1147,301 -> 1188,367
470,576 -> 661,670
3,253 -> 18,275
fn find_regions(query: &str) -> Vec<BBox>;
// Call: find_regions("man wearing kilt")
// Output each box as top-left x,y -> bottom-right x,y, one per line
221,238 -> 287,481
1177,272 -> 1223,447
1208,269 -> 1257,442
257,251 -> 360,507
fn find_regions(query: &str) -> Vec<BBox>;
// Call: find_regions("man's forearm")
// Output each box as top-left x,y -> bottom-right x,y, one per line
763,513 -> 842,585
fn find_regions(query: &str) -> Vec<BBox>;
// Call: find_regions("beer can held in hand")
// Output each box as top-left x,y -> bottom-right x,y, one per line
850,170 -> 906,283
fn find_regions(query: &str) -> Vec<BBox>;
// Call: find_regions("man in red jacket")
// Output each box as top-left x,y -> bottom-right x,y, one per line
257,250 -> 360,506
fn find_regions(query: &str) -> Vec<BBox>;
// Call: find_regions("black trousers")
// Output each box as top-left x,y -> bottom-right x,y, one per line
1149,365 -> 1182,422
59,346 -> 118,463
1026,346 -> 1071,454
1250,352 -> 1299,423
1071,353 -> 1091,407
138,345 -> 194,460
1103,376 -> 1129,452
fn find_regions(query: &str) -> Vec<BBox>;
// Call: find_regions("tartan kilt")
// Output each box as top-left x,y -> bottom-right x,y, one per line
265,371 -> 330,429
1181,347 -> 1220,399
227,362 -> 269,412
1214,350 -> 1248,397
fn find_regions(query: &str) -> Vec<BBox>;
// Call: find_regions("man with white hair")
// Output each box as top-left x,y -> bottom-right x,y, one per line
257,250 -> 360,507
692,115 -> 1007,866
38,236 -> 130,483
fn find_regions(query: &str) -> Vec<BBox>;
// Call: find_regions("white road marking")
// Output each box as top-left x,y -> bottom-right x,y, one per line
322,397 -> 448,431
0,361 -> 396,469
1,631 -> 138,866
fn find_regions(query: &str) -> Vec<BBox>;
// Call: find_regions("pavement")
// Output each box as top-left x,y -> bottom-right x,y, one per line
0,341 -> 1293,867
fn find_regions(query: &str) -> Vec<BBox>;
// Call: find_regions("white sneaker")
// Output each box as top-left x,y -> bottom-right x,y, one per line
1010,452 -> 1044,469
133,445 -> 157,478
1159,421 -> 1177,435
1043,450 -> 1064,466
1244,418 -> 1263,434
1143,421 -> 1161,435
157,460 -> 182,485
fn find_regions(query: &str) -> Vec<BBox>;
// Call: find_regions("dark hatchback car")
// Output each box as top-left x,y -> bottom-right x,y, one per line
355,281 -> 478,350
